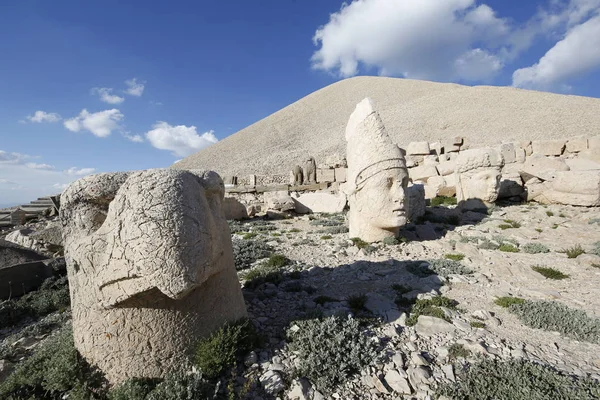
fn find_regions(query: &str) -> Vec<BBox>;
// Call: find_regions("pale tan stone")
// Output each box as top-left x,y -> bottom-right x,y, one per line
520,155 -> 570,182
529,170 -> 600,206
317,168 -> 335,183
455,148 -> 504,210
292,192 -> 347,214
406,141 -> 430,155
345,98 -> 409,242
406,184 -> 426,223
60,169 -> 247,383
566,137 -> 588,153
335,167 -> 347,182
223,197 -> 248,220
499,143 -> 516,164
409,165 -> 439,182
436,160 -> 456,176
532,140 -> 565,156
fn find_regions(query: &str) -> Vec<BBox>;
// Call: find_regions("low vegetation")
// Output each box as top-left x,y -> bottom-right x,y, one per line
436,358 -> 600,400
444,253 -> 465,261
406,259 -> 472,278
561,244 -> 585,258
499,243 -> 519,253
522,243 -> 550,254
406,296 -> 458,326
509,300 -> 600,343
232,238 -> 273,271
470,321 -> 486,328
447,343 -> 470,360
498,219 -> 521,230
286,316 -> 378,393
494,296 -> 525,308
531,266 -> 569,280
430,196 -> 457,207
346,294 -> 368,313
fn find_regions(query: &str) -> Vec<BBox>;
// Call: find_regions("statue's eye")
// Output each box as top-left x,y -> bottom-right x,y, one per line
387,177 -> 394,187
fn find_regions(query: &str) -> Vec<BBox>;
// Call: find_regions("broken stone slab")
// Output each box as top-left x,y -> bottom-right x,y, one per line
414,316 -> 456,336
409,165 -> 439,182
291,192 -> 347,214
566,137 -> 588,153
499,143 -> 516,164
406,184 -> 426,223
589,135 -> 600,151
264,190 -> 296,212
260,370 -> 285,395
520,155 -> 570,182
529,170 -> 600,206
223,197 -> 248,220
365,292 -> 402,323
334,167 -> 347,182
425,176 -> 447,199
436,160 -> 456,176
316,168 -> 335,183
406,141 -> 431,156
384,369 -> 412,394
564,158 -> 600,171
532,140 -> 565,156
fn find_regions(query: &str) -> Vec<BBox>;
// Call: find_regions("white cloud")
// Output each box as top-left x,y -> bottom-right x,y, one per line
145,122 -> 218,157
123,133 -> 144,143
125,78 -> 145,96
26,111 -> 62,123
92,87 -> 125,104
64,109 -> 124,138
513,15 -> 600,89
25,163 -> 55,170
311,0 -> 600,86
0,149 -> 97,204
64,167 -> 96,176
311,0 -> 511,81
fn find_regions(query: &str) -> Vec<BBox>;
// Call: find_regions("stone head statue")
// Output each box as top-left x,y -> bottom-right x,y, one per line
454,148 -> 504,210
345,98 -> 409,243
60,169 -> 247,383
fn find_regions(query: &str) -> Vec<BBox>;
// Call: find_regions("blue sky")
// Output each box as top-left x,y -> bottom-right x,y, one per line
1,0 -> 600,207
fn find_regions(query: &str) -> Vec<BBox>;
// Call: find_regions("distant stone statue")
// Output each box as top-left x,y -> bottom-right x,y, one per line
60,169 -> 247,383
345,98 -> 409,243
291,165 -> 304,186
454,148 -> 504,210
303,157 -> 317,184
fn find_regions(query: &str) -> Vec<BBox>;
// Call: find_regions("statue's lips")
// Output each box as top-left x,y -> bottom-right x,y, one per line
392,208 -> 405,214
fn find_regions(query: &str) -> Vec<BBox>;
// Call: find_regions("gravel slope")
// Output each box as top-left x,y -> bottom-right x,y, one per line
173,76 -> 600,176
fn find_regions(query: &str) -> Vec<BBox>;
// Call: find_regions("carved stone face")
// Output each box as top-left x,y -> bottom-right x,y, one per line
349,166 -> 409,241
458,167 -> 502,203
62,169 -> 228,308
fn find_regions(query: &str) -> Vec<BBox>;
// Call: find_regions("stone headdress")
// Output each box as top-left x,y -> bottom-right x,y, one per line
345,98 -> 407,192
455,148 -> 504,174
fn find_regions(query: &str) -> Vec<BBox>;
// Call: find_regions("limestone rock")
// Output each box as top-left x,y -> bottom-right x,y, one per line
60,169 -> 247,383
223,197 -> 248,220
499,143 -> 516,164
345,98 -> 409,242
409,165 -> 439,182
407,141 -> 431,155
532,140 -> 565,156
455,148 -> 504,210
436,160 -> 456,176
529,170 -> 600,206
519,155 -> 570,182
264,191 -> 296,212
260,370 -> 285,395
384,369 -> 412,394
566,137 -> 588,153
414,316 -> 456,336
292,192 -> 347,214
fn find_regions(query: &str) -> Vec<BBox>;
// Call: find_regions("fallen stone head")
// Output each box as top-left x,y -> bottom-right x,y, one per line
455,148 -> 504,211
60,168 -> 247,383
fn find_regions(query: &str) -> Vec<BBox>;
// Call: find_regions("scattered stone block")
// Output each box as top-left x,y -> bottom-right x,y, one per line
384,369 -> 412,394
406,184 -> 426,223
423,155 -> 439,166
292,192 -> 347,214
520,155 -> 570,182
589,135 -> 600,151
316,168 -> 335,183
531,170 -> 600,206
436,160 -> 456,176
335,167 -> 347,182
499,143 -> 516,164
532,140 -> 565,156
579,149 -> 600,164
430,142 -> 442,156
264,191 -> 295,211
223,197 -> 248,220
515,147 -> 526,163
409,165 -> 439,182
425,176 -> 446,199
406,141 -> 430,155
564,158 -> 600,171
415,316 -> 456,336
566,137 -> 588,153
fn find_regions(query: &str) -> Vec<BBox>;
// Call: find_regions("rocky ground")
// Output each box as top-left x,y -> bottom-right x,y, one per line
1,202 -> 600,399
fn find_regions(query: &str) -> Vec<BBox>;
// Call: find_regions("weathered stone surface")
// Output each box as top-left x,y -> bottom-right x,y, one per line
529,170 -> 600,206
290,165 -> 303,186
515,147 -> 526,163
335,167 -> 347,182
292,192 -> 347,214
455,148 -> 504,210
345,98 -> 409,243
303,157 -> 317,184
223,197 -> 248,220
287,378 -> 312,400
589,136 -> 600,150
579,149 -> 600,165
0,260 -> 54,300
436,160 -> 456,176
0,238 -> 46,270
409,165 -> 439,182
564,158 -> 600,171
260,370 -> 285,395
60,169 -> 247,383
5,229 -> 47,254
384,369 -> 412,394
264,191 -> 296,212
499,143 -> 516,164
415,316 -> 456,336
498,172 -> 524,199
519,155 -> 570,182
406,141 -> 430,155
406,184 -> 426,223
532,140 -> 565,156
423,155 -> 439,166
317,168 -> 335,183
566,137 -> 588,153
430,142 -> 442,156
425,176 -> 446,199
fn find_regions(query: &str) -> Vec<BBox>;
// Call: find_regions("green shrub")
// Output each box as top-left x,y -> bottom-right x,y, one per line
406,296 -> 458,326
592,263 -> 600,269
447,343 -> 470,360
470,321 -> 486,328
503,219 -> 521,228
494,296 -> 525,308
427,259 -> 472,278
288,228 -> 301,233
264,253 -> 289,268
509,300 -> 600,343
109,372 -> 215,400
430,196 -> 457,206
242,264 -> 283,289
531,266 -> 569,280
286,316 -> 377,392
562,245 -> 585,258
499,243 -> 519,252
552,224 -> 559,229
195,319 -> 258,379
589,218 -> 600,225
232,239 -> 272,271
444,253 -> 465,261
436,358 -> 600,400
591,242 -> 600,257
324,226 -> 349,234
109,378 -> 159,400
349,237 -> 369,249
242,232 -> 258,240
535,228 -> 543,233
347,294 -> 367,313
0,328 -> 107,399
320,235 -> 333,240
382,236 -> 400,245
546,211 -> 554,216
0,275 -> 70,328
522,243 -> 550,254
478,240 -> 500,250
